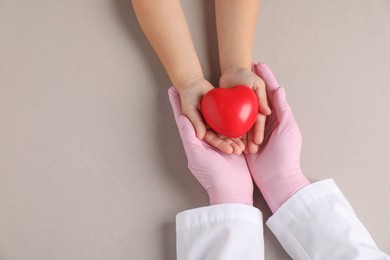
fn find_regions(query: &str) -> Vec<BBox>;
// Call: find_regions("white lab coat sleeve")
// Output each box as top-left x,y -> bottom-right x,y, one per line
267,179 -> 390,260
176,203 -> 264,260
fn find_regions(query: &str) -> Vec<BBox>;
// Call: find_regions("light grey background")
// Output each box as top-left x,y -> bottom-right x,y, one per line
0,0 -> 389,259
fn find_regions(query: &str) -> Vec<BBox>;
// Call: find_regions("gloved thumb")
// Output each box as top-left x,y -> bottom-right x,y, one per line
273,87 -> 291,123
255,63 -> 280,94
168,87 -> 183,120
168,87 -> 201,145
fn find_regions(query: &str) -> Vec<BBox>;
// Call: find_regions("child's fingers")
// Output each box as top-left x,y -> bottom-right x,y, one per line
255,63 -> 281,109
253,82 -> 271,115
253,114 -> 266,145
242,133 -> 249,154
228,137 -> 245,154
203,131 -> 234,154
168,87 -> 207,140
185,108 -> 207,140
222,138 -> 242,155
176,116 -> 203,146
232,137 -> 245,152
247,128 -> 259,154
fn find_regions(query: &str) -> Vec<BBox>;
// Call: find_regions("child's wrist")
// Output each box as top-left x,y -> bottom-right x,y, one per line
221,66 -> 250,76
219,67 -> 254,89
220,62 -> 252,75
175,76 -> 208,93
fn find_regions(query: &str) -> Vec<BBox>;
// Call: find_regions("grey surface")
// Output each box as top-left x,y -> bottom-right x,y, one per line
0,0 -> 389,259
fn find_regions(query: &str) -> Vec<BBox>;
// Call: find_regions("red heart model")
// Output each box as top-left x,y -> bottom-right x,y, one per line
200,85 -> 258,138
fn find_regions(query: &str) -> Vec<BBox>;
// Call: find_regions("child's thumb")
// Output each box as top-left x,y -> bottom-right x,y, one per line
168,87 -> 202,145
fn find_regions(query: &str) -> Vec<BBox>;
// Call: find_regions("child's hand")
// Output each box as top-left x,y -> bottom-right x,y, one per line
176,77 -> 244,155
219,68 -> 271,153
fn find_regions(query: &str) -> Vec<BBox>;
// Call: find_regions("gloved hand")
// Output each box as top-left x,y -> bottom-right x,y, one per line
168,87 -> 254,205
245,63 -> 310,213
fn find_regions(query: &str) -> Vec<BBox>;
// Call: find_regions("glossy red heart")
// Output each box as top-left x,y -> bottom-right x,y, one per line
200,85 -> 258,138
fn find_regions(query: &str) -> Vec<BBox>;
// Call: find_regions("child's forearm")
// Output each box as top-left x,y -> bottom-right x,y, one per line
132,0 -> 204,90
215,0 -> 260,74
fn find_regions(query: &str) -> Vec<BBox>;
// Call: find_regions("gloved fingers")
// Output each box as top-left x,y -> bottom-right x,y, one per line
273,87 -> 292,123
251,62 -> 256,72
168,87 -> 183,119
168,87 -> 202,145
255,63 -> 280,99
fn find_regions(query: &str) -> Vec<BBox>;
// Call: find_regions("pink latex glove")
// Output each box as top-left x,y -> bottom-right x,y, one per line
245,63 -> 310,213
168,87 -> 254,205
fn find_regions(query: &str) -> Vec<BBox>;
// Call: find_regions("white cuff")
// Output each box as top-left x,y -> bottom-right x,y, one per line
266,179 -> 349,235
176,203 -> 264,260
177,203 -> 263,232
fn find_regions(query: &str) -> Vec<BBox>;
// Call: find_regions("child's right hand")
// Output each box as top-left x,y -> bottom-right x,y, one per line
176,77 -> 244,155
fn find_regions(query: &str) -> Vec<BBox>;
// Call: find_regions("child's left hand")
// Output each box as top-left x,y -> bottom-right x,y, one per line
219,67 -> 271,153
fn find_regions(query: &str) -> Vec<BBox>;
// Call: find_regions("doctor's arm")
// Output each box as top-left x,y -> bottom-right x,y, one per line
247,63 -> 390,260
168,87 -> 264,260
